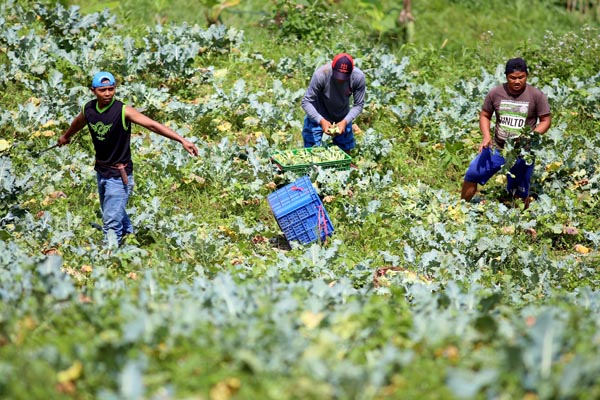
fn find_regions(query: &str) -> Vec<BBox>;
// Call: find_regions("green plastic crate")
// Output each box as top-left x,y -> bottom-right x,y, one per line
271,146 -> 351,174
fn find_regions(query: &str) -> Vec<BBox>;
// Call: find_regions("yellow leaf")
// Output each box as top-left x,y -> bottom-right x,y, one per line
57,361 -> 83,383
243,116 -> 260,126
216,121 -> 232,132
523,392 -> 539,400
300,311 -> 324,330
501,226 -> 515,235
574,244 -> 591,254
42,120 -> 56,128
183,173 -> 205,185
0,139 -> 10,152
210,377 -> 241,400
213,68 -> 228,79
22,198 -> 37,206
447,204 -> 466,224
218,225 -> 237,238
21,316 -> 37,330
545,161 -> 562,172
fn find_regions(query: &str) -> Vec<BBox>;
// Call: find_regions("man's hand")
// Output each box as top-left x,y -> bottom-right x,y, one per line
337,120 -> 348,135
478,110 -> 493,153
478,134 -> 492,153
58,113 -> 86,146
320,119 -> 333,135
182,139 -> 199,156
322,119 -> 348,137
57,134 -> 71,146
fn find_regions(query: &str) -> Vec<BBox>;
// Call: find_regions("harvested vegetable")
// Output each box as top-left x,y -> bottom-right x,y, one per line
326,123 -> 340,136
272,146 -> 349,165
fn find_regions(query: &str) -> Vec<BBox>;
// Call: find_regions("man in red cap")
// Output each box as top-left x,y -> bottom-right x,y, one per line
301,53 -> 366,152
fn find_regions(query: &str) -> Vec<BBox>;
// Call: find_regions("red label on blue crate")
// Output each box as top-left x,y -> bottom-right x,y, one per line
267,176 -> 334,244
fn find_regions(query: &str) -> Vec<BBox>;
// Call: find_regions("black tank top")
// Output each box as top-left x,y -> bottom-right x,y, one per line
83,99 -> 133,178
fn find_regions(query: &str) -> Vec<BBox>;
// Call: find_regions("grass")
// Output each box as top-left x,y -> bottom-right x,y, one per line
62,0 -> 599,101
64,0 -> 597,51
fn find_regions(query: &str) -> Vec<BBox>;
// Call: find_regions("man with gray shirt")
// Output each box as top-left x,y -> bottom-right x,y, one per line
461,57 -> 551,209
301,53 -> 366,153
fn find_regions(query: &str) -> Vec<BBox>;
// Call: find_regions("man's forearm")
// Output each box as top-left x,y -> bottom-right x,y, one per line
59,113 -> 86,145
534,115 -> 552,134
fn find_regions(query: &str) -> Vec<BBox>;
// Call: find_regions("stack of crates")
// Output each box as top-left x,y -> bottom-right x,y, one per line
267,176 -> 334,244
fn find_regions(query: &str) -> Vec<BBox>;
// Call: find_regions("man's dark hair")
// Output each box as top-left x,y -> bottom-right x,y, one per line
505,58 -> 528,75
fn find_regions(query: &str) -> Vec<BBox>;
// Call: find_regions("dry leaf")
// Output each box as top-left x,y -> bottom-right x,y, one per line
574,244 -> 591,254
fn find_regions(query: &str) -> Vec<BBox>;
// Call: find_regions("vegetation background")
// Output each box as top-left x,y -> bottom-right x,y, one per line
1,0 -> 599,399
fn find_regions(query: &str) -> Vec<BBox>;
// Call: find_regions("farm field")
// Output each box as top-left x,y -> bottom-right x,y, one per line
1,0 -> 599,399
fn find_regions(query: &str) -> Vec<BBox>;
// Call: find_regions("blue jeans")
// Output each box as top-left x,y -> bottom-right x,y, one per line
302,116 -> 355,151
97,173 -> 134,244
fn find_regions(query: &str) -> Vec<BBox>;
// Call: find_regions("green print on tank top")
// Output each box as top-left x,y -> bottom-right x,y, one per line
90,121 -> 113,141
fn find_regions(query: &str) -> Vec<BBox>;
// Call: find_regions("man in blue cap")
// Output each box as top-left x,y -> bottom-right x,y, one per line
461,58 -> 551,209
301,53 -> 366,153
58,71 -> 198,245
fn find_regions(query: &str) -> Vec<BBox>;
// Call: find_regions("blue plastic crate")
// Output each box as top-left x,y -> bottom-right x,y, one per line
267,176 -> 334,244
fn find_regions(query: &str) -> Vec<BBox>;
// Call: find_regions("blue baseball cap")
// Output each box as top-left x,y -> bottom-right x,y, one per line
91,71 -> 116,88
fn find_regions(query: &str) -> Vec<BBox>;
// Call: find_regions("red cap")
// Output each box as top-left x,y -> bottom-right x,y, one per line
332,53 -> 354,81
